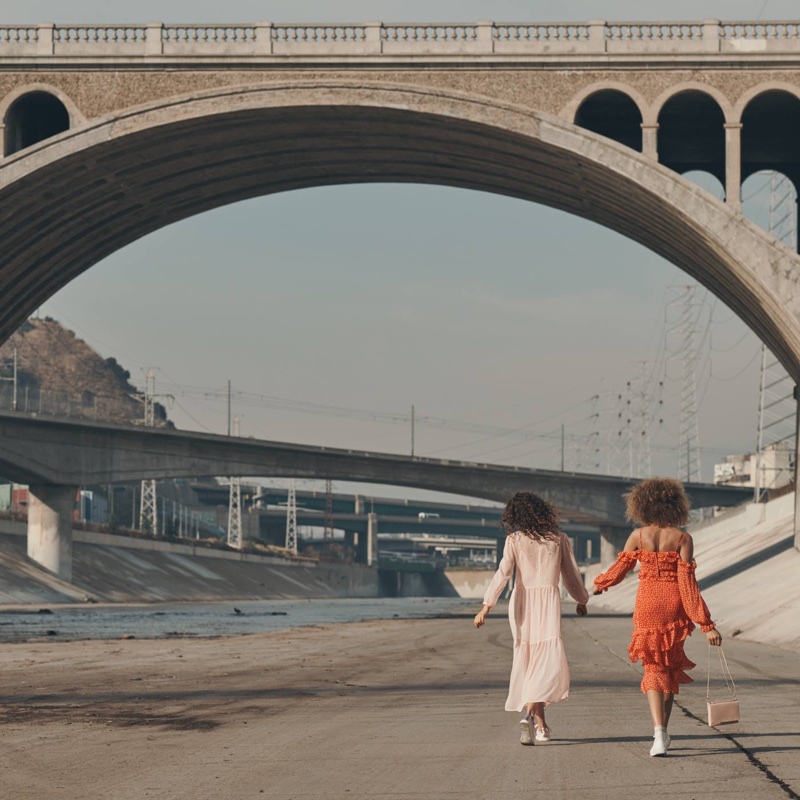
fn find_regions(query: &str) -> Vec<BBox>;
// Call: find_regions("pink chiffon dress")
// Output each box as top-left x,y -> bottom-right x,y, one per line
483,531 -> 590,712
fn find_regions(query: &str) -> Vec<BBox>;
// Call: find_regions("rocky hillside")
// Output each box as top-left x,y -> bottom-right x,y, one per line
0,318 -> 170,426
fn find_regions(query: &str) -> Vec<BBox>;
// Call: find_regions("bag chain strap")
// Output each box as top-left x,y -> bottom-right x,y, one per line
707,642 -> 738,701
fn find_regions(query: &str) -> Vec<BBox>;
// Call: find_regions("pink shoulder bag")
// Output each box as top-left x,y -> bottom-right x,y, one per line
706,643 -> 739,726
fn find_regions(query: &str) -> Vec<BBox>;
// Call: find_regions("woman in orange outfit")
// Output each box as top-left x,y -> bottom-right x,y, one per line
593,478 -> 722,757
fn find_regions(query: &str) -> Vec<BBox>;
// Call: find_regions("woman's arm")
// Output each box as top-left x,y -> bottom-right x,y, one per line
560,533 -> 590,605
474,536 -> 516,628
592,530 -> 639,595
677,533 -> 722,644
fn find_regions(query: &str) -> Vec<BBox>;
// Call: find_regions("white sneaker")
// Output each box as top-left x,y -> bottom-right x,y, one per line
519,717 -> 535,746
665,732 -> 671,751
535,724 -> 551,743
650,728 -> 668,757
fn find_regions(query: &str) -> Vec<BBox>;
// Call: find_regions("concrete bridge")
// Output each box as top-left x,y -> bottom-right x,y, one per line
0,413 -> 750,580
3,22 -> 800,385
1,18 -> 799,573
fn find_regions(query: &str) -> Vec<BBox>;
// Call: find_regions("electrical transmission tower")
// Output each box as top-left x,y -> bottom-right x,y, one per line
324,478 -> 334,539
574,394 -> 601,473
285,480 -> 298,554
604,388 -> 624,476
601,368 -> 659,479
139,369 -> 158,535
755,172 -> 797,500
628,363 -> 663,479
227,415 -> 242,549
667,287 -> 703,483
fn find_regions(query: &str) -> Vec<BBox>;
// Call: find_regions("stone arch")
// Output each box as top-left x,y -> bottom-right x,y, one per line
741,89 -> 800,187
732,81 -> 800,122
2,80 -> 800,381
1,84 -> 83,157
0,83 -> 84,125
573,88 -> 644,152
562,81 -> 648,125
656,88 -> 727,185
651,82 -> 734,125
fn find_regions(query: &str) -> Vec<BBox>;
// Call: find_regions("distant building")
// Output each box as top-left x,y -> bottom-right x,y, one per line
713,441 -> 794,492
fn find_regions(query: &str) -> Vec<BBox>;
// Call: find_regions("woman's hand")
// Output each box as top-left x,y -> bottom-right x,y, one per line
473,607 -> 489,628
576,603 -> 588,617
706,627 -> 722,646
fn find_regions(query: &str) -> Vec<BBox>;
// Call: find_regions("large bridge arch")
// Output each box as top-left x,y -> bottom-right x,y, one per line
3,80 -> 800,379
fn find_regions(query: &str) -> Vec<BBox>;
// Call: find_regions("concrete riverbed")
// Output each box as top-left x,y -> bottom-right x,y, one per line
1,604 -> 797,799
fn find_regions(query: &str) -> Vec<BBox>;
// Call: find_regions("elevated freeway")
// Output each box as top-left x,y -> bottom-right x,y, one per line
0,413 -> 752,581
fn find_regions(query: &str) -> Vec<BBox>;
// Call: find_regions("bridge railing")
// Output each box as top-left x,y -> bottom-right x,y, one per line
3,20 -> 800,58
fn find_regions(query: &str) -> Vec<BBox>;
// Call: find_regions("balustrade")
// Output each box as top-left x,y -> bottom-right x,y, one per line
1,20 -> 800,58
53,25 -> 147,44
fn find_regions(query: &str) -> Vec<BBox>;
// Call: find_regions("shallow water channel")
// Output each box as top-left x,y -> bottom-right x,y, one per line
0,596 -> 478,642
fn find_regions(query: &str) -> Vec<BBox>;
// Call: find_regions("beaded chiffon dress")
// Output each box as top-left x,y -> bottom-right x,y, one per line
483,531 -> 590,712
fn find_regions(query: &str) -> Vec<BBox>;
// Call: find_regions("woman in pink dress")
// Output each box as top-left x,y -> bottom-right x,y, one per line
473,492 -> 589,745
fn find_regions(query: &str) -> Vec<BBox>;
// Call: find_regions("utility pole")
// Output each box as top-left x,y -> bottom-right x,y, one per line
285,479 -> 298,554
324,478 -> 334,539
561,424 -> 565,471
227,379 -> 232,437
12,346 -> 17,411
227,414 -> 242,549
139,369 -> 158,535
0,346 -> 19,412
411,405 -> 415,457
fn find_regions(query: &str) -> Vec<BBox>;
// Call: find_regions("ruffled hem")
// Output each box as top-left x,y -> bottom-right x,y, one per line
504,638 -> 571,711
628,617 -> 695,668
629,616 -> 696,694
641,665 -> 693,694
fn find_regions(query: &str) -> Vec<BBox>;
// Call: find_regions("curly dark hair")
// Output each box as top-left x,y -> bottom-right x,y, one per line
624,477 -> 690,527
501,491 -> 561,540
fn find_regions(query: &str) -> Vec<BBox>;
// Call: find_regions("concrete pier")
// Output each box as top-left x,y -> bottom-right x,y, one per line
26,484 -> 77,581
599,524 -> 630,566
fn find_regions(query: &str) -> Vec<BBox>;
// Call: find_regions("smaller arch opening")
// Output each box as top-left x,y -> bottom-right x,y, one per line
574,90 -> 643,151
682,170 -> 725,201
4,91 -> 70,157
742,170 -> 798,253
657,90 -> 726,184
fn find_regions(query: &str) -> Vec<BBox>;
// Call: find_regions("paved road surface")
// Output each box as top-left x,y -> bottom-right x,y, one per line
1,606 -> 797,799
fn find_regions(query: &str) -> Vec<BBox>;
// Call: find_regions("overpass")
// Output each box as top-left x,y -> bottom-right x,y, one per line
193,483 -> 503,522
0,413 -> 751,580
193,482 -> 599,562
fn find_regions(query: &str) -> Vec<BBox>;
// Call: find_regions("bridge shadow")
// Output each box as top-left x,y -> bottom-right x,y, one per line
697,535 -> 794,591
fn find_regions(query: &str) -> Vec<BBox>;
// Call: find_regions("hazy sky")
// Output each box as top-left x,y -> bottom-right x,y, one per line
4,0 -> 797,499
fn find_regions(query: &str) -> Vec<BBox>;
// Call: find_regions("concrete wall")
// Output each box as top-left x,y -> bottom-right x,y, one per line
0,521 -> 380,604
443,568 -> 496,599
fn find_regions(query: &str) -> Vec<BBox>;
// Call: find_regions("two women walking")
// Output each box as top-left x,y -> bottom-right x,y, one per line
474,478 -> 721,755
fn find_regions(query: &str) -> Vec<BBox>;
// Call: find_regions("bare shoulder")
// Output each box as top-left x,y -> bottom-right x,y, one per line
622,529 -> 640,552
678,530 -> 694,561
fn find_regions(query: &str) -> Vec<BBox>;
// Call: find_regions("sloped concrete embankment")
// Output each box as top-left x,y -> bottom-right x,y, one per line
0,521 -> 379,604
588,493 -> 800,652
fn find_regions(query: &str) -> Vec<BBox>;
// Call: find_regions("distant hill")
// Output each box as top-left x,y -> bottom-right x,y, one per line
0,318 -> 171,426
